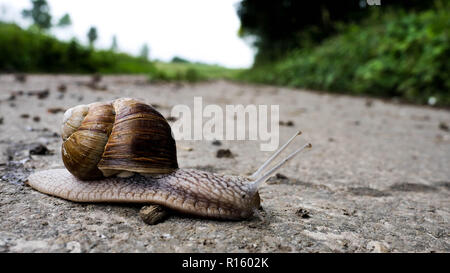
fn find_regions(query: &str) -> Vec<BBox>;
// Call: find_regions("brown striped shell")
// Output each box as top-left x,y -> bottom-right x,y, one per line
61,98 -> 178,180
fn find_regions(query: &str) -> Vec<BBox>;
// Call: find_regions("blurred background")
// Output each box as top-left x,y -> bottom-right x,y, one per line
0,0 -> 448,106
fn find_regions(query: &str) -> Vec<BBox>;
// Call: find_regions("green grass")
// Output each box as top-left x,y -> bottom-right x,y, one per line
0,22 -> 240,83
236,4 -> 450,106
0,22 -> 160,75
152,61 -> 243,82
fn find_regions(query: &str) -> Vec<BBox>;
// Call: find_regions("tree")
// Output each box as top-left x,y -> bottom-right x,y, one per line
87,26 -> 98,47
139,44 -> 149,60
57,13 -> 71,28
22,0 -> 52,30
110,35 -> 118,51
236,0 -> 437,65
171,56 -> 189,63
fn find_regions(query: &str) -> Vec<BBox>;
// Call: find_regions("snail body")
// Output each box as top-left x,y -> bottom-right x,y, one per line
28,168 -> 259,219
27,98 -> 311,221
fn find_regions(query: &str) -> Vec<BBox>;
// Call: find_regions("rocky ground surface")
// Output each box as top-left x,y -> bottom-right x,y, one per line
0,75 -> 449,253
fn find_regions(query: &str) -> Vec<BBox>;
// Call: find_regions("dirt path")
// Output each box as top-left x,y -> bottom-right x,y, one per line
0,75 -> 449,252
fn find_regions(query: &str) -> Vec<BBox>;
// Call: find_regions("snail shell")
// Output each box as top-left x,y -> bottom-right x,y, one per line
61,98 -> 178,180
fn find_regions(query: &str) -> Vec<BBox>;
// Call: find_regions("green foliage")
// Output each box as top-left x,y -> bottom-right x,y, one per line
151,61 -> 242,82
171,56 -> 190,63
236,0 -> 434,65
237,6 -> 450,106
57,13 -> 71,28
110,35 -> 118,51
139,44 -> 149,60
22,0 -> 52,30
87,26 -> 98,47
0,22 -> 158,74
0,22 -> 239,82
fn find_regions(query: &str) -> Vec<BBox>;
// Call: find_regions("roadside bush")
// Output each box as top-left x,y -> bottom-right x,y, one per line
237,5 -> 450,106
0,22 -> 158,74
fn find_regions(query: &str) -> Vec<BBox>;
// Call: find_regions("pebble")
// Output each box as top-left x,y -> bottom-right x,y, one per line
267,173 -> 289,184
47,108 -> 66,114
166,116 -> 177,122
296,208 -> 310,219
279,120 -> 294,127
57,84 -> 67,93
216,149 -> 234,158
14,73 -> 27,83
139,205 -> 168,225
29,144 -> 52,155
27,89 -> 49,99
439,122 -> 449,132
211,140 -> 222,146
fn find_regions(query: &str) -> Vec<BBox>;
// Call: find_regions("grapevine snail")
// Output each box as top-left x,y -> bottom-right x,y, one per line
27,98 -> 311,221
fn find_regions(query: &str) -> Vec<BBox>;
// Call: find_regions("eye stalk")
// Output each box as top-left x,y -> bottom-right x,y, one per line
247,131 -> 312,193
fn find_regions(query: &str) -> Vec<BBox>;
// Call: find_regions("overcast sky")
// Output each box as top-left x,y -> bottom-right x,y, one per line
0,0 -> 255,68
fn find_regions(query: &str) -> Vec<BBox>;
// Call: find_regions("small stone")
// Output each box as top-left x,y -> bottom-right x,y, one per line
33,116 -> 40,122
139,205 -> 168,225
166,116 -> 177,122
279,120 -> 294,127
0,116 -> 3,125
438,122 -> 449,132
27,89 -> 49,99
275,173 -> 288,179
29,144 -> 52,155
296,208 -> 310,219
57,84 -> 67,93
177,144 -> 193,151
47,108 -> 65,114
267,173 -> 289,184
20,114 -> 30,119
37,90 -> 49,99
91,73 -> 102,83
211,140 -> 222,146
14,73 -> 27,83
216,149 -> 234,158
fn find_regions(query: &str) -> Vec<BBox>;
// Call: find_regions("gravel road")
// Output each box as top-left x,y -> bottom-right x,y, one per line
0,75 -> 449,252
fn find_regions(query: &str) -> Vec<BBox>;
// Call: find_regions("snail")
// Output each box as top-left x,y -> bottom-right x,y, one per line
27,98 -> 311,221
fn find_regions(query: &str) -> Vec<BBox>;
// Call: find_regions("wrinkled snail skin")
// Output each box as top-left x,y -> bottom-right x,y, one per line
27,168 -> 261,220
